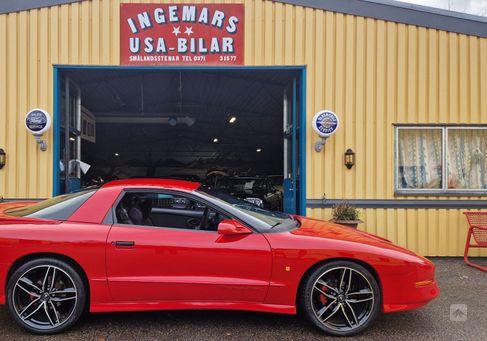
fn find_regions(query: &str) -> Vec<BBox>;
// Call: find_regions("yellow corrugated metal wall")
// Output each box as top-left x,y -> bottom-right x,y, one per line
0,0 -> 486,256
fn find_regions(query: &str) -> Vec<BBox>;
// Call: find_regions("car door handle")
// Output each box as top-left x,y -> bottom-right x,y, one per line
112,241 -> 135,248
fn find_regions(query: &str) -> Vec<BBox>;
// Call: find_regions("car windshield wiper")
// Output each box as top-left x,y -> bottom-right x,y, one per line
269,222 -> 282,229
270,217 -> 298,230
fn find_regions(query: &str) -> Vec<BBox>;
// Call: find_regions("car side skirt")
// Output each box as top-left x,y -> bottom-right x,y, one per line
90,301 -> 296,315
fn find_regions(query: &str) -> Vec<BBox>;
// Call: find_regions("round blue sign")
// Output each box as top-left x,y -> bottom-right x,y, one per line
25,109 -> 51,135
312,110 -> 339,137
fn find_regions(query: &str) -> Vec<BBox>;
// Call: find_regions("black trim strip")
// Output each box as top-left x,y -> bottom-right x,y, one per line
394,123 -> 487,127
307,199 -> 487,209
274,0 -> 487,38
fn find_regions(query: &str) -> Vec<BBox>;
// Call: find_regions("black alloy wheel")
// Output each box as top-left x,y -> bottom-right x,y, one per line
300,260 -> 381,336
7,258 -> 86,334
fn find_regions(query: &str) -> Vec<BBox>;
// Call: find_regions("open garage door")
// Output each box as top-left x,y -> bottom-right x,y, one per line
55,67 -> 305,214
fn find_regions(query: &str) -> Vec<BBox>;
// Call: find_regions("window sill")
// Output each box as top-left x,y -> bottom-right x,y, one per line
395,190 -> 487,197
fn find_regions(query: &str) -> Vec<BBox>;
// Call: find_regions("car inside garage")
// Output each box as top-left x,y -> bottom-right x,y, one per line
57,67 -> 304,213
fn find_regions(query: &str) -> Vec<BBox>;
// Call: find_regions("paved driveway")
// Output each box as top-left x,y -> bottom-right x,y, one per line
1,258 -> 486,340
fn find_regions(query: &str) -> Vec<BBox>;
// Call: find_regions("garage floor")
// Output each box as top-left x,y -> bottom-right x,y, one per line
1,258 -> 486,340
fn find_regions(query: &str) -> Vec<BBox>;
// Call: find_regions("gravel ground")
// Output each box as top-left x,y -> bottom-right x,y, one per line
1,258 -> 486,341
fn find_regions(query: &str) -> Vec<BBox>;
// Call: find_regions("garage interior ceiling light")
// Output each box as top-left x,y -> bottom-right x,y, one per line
256,148 -> 262,152
229,116 -> 237,123
213,138 -> 219,143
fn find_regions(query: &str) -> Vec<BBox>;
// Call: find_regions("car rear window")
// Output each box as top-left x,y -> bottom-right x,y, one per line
5,189 -> 96,220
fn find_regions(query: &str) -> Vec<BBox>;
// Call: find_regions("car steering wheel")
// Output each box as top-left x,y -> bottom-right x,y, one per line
210,212 -> 220,230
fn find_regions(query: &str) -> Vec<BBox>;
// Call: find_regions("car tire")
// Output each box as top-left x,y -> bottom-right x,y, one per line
6,258 -> 86,334
299,260 -> 381,336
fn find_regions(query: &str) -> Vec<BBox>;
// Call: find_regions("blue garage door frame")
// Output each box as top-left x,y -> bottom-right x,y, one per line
53,65 -> 307,215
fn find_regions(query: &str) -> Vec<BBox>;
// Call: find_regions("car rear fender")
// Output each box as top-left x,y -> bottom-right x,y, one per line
4,252 -> 91,304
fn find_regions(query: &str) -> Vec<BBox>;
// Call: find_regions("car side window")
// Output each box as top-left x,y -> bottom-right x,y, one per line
115,191 -> 228,231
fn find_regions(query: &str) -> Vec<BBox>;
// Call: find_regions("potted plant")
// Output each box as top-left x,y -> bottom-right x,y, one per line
330,201 -> 363,229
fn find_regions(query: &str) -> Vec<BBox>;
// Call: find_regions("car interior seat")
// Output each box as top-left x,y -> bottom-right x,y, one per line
116,200 -> 133,225
127,195 -> 144,225
140,198 -> 154,226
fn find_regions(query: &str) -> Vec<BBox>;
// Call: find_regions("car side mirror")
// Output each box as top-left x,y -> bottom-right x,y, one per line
217,220 -> 252,235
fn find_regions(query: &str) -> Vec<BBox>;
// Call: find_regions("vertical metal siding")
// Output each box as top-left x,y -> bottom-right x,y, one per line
0,0 -> 486,256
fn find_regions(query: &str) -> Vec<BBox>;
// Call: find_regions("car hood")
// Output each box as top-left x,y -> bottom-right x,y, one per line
290,216 -> 418,256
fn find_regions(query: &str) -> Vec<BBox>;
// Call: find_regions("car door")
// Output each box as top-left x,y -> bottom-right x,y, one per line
106,190 -> 273,303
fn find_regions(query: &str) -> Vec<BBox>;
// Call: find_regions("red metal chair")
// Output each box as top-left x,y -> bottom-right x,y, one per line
463,212 -> 487,272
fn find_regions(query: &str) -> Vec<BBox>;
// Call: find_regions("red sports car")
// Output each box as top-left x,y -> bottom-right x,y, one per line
0,179 -> 439,336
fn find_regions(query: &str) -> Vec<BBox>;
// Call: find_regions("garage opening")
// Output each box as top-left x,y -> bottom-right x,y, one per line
55,67 -> 305,214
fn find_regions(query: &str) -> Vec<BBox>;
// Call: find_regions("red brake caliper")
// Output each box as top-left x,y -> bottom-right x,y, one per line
319,285 -> 328,304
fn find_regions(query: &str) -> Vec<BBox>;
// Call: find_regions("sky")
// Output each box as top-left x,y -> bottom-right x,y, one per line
394,0 -> 487,16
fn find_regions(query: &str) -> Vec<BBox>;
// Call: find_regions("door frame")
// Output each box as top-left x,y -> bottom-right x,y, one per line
53,65 -> 307,215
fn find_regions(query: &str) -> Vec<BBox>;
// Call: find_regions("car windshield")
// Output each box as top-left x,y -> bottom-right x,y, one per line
5,189 -> 96,220
198,187 -> 296,229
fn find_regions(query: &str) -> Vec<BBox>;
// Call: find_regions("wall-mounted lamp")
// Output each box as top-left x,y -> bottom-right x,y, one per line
345,148 -> 355,169
0,149 -> 6,169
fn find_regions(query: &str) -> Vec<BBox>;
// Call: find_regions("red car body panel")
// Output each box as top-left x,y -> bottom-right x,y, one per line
106,225 -> 272,303
0,179 -> 439,315
263,218 -> 439,312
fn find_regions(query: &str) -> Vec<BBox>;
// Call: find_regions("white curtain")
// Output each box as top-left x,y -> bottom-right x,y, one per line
448,129 -> 487,190
398,129 -> 442,189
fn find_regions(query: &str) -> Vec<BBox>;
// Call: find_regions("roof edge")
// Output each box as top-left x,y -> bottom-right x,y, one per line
274,0 -> 487,38
366,0 -> 487,24
1,0 -> 486,38
0,0 -> 83,14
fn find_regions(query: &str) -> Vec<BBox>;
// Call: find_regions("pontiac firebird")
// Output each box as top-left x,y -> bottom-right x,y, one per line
0,179 -> 439,336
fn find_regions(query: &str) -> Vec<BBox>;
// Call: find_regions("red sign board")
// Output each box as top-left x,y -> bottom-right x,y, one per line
120,4 -> 244,66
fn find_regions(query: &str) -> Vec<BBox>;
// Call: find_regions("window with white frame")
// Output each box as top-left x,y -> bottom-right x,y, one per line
395,126 -> 487,194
